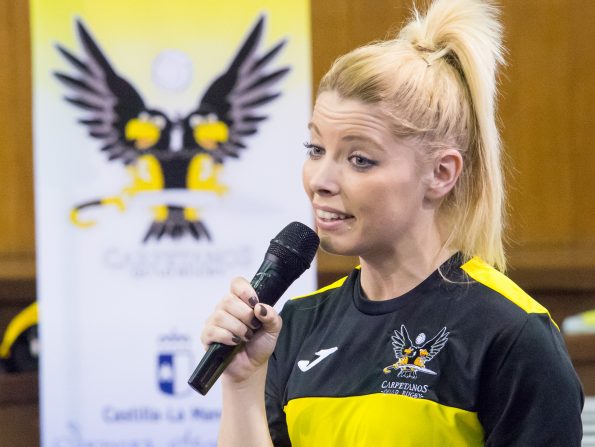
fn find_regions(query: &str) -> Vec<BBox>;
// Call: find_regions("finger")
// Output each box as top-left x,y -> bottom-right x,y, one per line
230,276 -> 259,308
219,292 -> 263,331
253,303 -> 282,336
200,325 -> 243,350
210,309 -> 255,343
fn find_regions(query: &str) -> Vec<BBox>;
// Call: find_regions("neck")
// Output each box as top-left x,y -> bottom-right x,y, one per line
358,224 -> 454,301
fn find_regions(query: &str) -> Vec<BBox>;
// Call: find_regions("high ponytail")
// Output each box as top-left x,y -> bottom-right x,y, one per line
319,0 -> 507,271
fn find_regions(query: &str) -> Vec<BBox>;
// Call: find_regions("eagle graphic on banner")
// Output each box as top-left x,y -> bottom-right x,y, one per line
54,16 -> 289,242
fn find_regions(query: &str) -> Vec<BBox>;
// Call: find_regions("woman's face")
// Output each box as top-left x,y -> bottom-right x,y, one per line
303,91 -> 434,258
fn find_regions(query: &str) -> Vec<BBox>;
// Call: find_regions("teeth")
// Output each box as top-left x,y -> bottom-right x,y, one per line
317,209 -> 350,220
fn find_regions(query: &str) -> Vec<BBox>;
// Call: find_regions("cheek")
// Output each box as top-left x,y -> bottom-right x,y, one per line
301,163 -> 313,198
357,178 -> 421,221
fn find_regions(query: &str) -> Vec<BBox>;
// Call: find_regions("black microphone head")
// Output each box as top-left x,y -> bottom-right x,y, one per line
268,222 -> 320,275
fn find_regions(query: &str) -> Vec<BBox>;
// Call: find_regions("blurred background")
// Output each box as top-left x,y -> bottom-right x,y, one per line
1,0 -> 594,445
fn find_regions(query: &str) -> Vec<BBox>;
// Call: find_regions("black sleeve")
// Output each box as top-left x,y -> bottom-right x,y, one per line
265,349 -> 291,447
478,313 -> 584,446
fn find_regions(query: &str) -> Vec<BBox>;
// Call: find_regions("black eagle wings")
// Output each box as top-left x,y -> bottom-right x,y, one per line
54,15 -> 290,242
383,325 -> 449,379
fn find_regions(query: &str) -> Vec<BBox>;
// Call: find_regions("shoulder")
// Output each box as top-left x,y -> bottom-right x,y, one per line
459,256 -> 557,328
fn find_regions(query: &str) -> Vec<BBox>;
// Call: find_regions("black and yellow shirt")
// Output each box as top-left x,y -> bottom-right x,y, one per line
265,254 -> 584,446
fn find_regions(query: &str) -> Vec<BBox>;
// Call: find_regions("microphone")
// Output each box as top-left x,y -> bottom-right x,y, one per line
188,221 -> 320,395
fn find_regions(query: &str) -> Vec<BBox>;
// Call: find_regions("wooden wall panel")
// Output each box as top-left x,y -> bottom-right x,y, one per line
0,0 -> 35,278
311,0 -> 411,88
500,0 -> 574,246
571,1 -> 595,242
500,0 -> 595,272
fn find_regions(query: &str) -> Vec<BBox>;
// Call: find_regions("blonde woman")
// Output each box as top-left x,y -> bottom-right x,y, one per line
201,0 -> 584,445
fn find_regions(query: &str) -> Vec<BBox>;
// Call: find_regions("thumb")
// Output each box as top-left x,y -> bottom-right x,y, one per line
254,303 -> 282,336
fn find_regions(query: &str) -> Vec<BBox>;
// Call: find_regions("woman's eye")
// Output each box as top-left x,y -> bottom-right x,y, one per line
348,154 -> 377,169
304,143 -> 324,158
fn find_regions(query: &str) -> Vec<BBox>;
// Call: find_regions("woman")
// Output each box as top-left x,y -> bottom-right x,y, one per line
201,0 -> 584,445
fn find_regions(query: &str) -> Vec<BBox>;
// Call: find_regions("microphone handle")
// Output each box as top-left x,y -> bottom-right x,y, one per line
188,255 -> 294,395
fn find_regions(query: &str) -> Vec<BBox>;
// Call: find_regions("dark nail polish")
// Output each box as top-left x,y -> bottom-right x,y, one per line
251,316 -> 262,329
248,296 -> 258,307
259,305 -> 268,317
231,334 -> 241,344
245,328 -> 254,340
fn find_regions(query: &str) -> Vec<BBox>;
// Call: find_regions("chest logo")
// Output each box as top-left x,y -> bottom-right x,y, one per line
297,347 -> 338,372
383,325 -> 449,379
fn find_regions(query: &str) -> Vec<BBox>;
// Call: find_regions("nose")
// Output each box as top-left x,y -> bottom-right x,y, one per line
303,157 -> 340,197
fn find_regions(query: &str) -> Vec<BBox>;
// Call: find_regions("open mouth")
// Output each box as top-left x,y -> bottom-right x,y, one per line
316,209 -> 354,221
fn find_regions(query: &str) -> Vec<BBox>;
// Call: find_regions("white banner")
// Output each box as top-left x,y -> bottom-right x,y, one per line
31,2 -> 313,445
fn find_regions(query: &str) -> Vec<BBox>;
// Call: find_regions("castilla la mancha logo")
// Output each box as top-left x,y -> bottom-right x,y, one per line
383,324 -> 449,380
156,331 -> 193,397
54,15 -> 289,243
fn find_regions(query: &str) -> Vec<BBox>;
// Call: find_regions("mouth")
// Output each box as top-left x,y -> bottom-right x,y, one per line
315,209 -> 354,222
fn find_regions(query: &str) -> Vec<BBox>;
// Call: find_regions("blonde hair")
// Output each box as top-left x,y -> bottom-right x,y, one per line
318,0 -> 506,271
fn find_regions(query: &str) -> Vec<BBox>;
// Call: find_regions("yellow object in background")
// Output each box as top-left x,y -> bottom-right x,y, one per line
562,309 -> 595,334
0,302 -> 39,373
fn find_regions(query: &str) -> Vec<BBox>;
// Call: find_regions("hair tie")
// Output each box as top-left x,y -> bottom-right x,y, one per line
414,42 -> 450,66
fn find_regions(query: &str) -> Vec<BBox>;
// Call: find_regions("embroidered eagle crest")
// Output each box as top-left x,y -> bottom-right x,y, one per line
383,325 -> 449,379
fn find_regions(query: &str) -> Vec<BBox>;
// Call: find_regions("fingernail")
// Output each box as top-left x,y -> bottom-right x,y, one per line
251,316 -> 262,329
231,334 -> 241,344
248,296 -> 258,307
245,328 -> 254,340
259,305 -> 268,317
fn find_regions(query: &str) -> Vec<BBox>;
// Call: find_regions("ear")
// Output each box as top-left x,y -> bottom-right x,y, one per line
424,149 -> 463,201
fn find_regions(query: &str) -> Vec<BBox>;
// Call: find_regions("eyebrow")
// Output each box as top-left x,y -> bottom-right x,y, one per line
342,135 -> 378,144
308,122 -> 383,148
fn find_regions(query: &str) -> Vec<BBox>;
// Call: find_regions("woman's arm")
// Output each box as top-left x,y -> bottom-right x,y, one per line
218,367 -> 273,447
478,314 -> 584,446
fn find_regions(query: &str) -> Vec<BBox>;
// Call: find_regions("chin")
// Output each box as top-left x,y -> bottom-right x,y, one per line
319,236 -> 359,258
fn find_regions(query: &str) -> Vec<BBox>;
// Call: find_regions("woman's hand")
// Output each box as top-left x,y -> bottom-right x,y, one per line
200,276 -> 283,383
